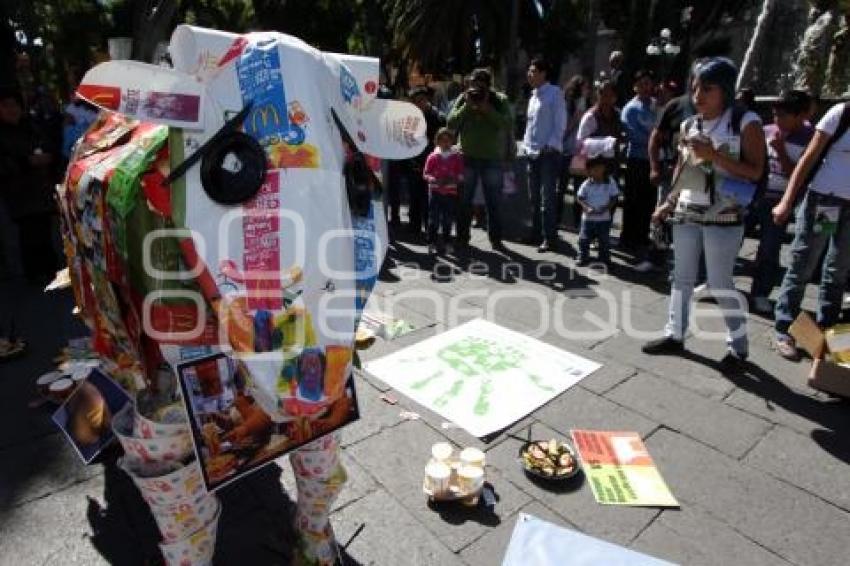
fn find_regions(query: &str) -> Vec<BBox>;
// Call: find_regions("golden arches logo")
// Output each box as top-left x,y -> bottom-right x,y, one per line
251,104 -> 281,132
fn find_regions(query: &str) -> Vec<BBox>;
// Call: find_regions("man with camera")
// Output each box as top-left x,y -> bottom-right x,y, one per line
447,68 -> 513,250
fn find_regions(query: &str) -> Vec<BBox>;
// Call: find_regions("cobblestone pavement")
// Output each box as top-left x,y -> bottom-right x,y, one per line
2,209 -> 849,566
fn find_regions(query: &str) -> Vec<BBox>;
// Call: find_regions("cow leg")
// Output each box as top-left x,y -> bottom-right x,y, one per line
289,432 -> 346,565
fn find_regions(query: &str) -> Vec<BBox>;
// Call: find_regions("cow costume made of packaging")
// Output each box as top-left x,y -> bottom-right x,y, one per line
60,25 -> 426,564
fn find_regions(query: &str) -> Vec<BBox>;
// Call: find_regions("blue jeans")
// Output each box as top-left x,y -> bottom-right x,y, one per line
428,192 -> 456,242
457,158 -> 503,244
665,222 -> 748,356
774,191 -> 850,337
750,194 -> 787,298
579,219 -> 611,262
527,151 -> 562,240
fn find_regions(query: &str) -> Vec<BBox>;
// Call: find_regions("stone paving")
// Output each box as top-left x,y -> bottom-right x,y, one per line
1,211 -> 850,566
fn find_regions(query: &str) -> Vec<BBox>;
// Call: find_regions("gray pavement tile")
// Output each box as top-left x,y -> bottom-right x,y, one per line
724,386 -> 850,438
458,501 -> 578,566
744,426 -> 850,512
331,489 -> 465,566
342,376 -> 406,447
632,506 -> 793,566
0,475 -> 116,566
535,386 -> 658,440
645,428 -> 850,566
382,388 -> 534,454
740,345 -> 814,397
485,422 -> 659,545
0,431 -> 102,509
577,356 -> 638,395
606,373 -> 771,459
459,291 -> 560,336
594,333 -> 735,400
346,420 -> 531,553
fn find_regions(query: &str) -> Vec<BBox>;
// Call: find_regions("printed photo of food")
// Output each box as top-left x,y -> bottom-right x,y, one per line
177,352 -> 359,491
51,369 -> 133,463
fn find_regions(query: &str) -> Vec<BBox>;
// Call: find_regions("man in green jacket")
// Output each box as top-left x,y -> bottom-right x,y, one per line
447,68 -> 513,249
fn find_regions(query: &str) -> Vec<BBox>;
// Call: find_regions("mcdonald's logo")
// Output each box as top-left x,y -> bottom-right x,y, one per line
251,104 -> 281,133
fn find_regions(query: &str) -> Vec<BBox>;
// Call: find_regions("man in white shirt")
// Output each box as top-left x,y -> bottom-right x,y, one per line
772,102 -> 850,359
522,57 -> 567,252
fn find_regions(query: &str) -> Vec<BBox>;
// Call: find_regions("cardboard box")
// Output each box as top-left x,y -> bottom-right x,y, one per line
789,312 -> 850,398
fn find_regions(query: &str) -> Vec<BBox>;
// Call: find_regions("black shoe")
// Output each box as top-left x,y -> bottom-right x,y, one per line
537,240 -> 551,253
642,336 -> 684,355
522,234 -> 542,246
490,239 -> 506,251
576,257 -> 590,267
718,350 -> 748,375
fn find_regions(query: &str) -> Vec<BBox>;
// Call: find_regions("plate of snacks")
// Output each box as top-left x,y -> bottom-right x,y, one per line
518,438 -> 580,481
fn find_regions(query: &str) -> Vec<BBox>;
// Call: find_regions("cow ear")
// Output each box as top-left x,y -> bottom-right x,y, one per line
77,61 -> 206,130
323,55 -> 426,160
334,98 -> 428,160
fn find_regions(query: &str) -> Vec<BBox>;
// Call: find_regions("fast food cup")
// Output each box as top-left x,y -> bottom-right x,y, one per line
112,404 -> 193,476
133,401 -> 189,439
119,457 -> 206,506
158,504 -> 220,566
150,492 -> 219,544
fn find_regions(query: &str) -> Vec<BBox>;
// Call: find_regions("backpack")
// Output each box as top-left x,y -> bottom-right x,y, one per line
803,102 -> 850,190
730,104 -> 768,212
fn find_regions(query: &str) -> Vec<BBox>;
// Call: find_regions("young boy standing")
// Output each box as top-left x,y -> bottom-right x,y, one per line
423,128 -> 464,254
750,90 -> 815,314
577,156 -> 620,265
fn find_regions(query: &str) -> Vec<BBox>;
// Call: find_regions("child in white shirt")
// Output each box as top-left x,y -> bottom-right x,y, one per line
576,156 -> 620,265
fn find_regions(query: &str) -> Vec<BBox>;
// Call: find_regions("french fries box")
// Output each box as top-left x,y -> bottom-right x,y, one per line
789,312 -> 850,398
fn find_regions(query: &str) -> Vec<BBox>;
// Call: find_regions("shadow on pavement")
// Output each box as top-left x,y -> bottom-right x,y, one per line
680,350 -> 850,437
811,429 -> 850,465
86,454 -> 302,565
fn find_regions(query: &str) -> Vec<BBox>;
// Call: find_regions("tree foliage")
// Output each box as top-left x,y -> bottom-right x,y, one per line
384,0 -> 511,75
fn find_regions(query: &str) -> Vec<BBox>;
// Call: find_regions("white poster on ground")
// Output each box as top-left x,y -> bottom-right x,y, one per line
363,319 -> 600,437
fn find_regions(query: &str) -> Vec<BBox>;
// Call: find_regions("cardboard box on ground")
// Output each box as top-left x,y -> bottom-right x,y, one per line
789,312 -> 850,398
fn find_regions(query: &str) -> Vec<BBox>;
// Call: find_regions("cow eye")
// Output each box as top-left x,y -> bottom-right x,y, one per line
200,131 -> 266,205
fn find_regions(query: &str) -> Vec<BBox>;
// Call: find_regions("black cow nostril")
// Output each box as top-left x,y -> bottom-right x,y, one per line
200,131 -> 266,205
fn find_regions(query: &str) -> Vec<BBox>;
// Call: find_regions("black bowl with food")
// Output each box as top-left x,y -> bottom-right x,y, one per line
518,438 -> 581,482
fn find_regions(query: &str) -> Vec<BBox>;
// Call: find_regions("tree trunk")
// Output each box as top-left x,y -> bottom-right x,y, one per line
793,2 -> 839,96
131,0 -> 180,63
737,0 -> 777,91
824,13 -> 850,96
581,0 -> 599,79
503,0 -> 520,99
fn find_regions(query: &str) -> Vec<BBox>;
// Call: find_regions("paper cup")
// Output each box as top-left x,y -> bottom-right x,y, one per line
121,457 -> 206,506
159,505 -> 220,566
113,405 -> 193,475
150,493 -> 219,544
459,447 -> 485,468
36,371 -> 63,398
430,442 -> 453,463
457,465 -> 484,494
425,461 -> 451,494
133,402 -> 189,439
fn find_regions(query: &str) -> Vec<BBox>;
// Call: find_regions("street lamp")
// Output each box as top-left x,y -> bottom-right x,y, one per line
645,28 -> 681,80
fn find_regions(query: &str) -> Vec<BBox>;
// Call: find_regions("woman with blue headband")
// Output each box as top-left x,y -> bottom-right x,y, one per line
642,57 -> 766,373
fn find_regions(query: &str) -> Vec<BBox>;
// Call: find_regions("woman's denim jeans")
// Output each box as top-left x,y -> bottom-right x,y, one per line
665,222 -> 748,356
774,191 -> 850,337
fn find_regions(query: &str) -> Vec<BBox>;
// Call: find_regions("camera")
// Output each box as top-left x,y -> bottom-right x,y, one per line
466,87 -> 487,105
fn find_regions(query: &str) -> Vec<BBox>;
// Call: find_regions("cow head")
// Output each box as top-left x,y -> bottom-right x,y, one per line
64,25 -> 426,419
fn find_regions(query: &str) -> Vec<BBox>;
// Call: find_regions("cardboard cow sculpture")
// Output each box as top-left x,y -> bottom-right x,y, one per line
60,25 -> 426,564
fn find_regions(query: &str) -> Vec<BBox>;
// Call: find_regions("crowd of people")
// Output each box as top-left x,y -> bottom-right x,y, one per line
3,49 -> 850,369
388,52 -> 850,368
